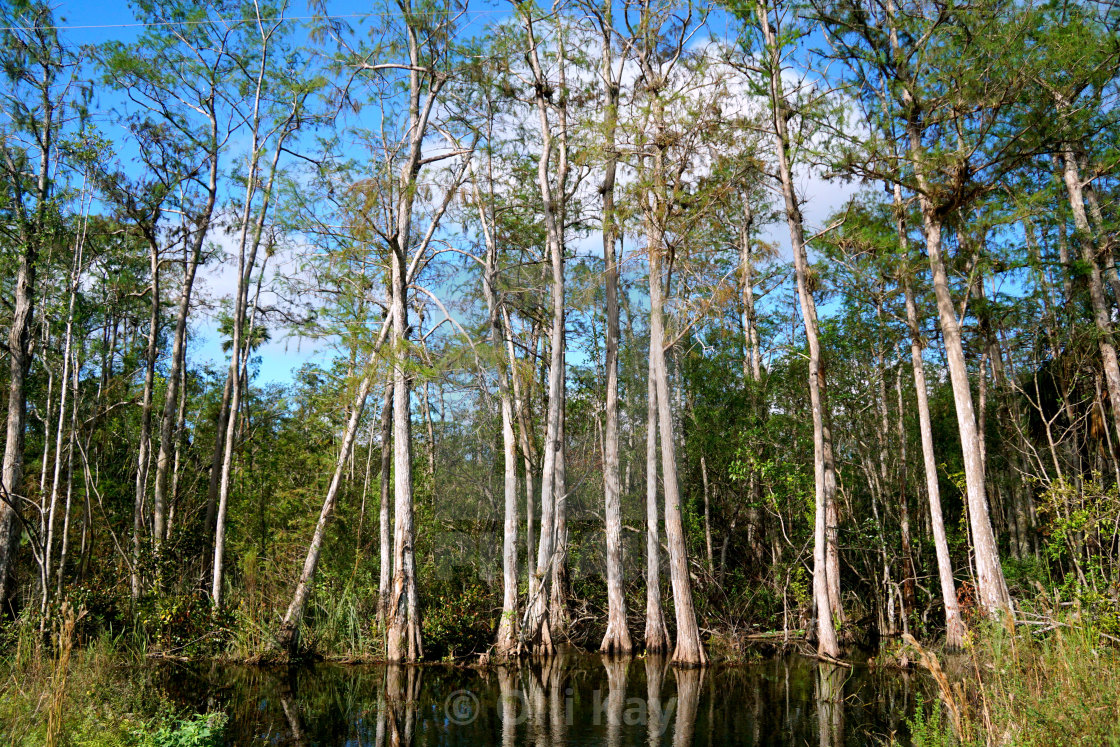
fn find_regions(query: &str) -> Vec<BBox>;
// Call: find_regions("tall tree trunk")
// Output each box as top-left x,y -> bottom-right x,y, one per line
494,333 -> 520,657
598,11 -> 631,655
475,168 -> 521,657
43,234 -> 83,613
131,242 -> 161,601
57,349 -> 79,597
0,27 -> 58,613
895,369 -> 916,623
648,220 -> 707,667
741,201 -> 763,383
385,242 -> 422,662
1060,147 -> 1120,450
644,355 -> 670,653
166,353 -> 189,541
202,373 -> 232,579
873,0 -> 1012,616
0,223 -> 38,616
519,6 -> 568,656
378,382 -> 393,629
758,0 -> 840,655
550,343 -> 570,636
740,200 -> 765,565
211,76 -> 296,608
904,122 -> 1010,615
152,212 -> 209,548
903,273 -> 966,649
700,455 -> 714,573
504,307 -> 536,589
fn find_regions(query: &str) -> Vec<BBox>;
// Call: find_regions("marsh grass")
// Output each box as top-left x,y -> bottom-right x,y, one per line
0,615 -> 225,746
903,613 -> 1120,746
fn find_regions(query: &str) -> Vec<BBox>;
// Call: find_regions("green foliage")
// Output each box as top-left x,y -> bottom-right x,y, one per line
135,713 -> 227,747
421,582 -> 495,660
905,693 -> 957,747
139,593 -> 229,658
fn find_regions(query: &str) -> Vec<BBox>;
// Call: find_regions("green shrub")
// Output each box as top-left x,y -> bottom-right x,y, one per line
422,582 -> 494,659
135,713 -> 227,747
906,693 -> 957,747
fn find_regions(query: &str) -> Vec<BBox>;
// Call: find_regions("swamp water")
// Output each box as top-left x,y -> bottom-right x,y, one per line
152,652 -> 929,745
153,649 -> 931,743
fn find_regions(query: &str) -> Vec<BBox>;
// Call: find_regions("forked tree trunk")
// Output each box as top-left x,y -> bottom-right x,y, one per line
903,274 -> 966,649
906,126 -> 1010,616
384,10 -> 442,660
212,98 -> 291,610
152,222 -> 208,548
153,118 -> 219,552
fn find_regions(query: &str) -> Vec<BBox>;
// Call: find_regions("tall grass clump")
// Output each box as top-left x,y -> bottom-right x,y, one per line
0,608 -> 226,746
901,612 -> 1120,746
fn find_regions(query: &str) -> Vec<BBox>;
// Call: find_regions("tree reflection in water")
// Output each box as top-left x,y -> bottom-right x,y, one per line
816,662 -> 847,747
147,651 -> 927,745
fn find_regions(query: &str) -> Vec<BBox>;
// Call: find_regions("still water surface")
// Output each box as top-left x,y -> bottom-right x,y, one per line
157,651 -> 926,745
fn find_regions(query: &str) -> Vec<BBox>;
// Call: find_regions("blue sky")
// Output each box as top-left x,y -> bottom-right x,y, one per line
39,0 -> 860,387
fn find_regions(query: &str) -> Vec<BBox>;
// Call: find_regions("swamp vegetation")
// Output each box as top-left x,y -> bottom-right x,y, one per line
3,0 -> 1120,743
